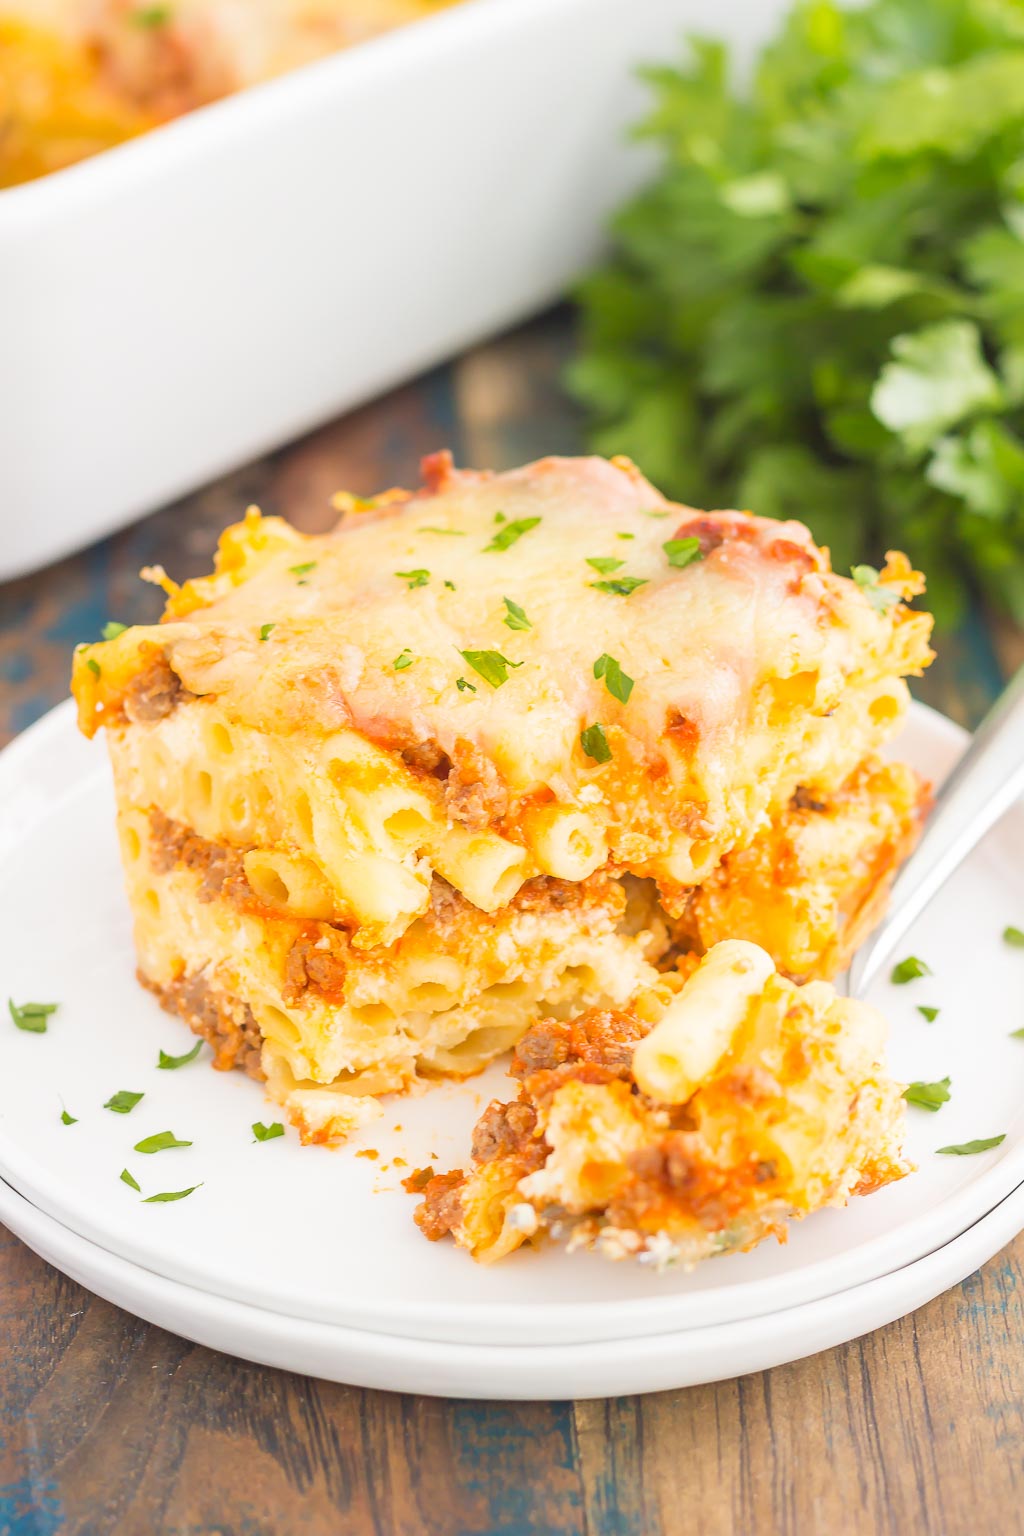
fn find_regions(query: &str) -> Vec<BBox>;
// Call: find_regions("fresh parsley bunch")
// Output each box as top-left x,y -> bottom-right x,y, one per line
568,0 -> 1024,626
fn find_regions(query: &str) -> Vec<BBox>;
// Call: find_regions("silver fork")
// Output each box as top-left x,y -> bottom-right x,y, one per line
847,665 -> 1024,998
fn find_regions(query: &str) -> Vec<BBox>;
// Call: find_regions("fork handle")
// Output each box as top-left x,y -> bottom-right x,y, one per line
848,665 -> 1024,998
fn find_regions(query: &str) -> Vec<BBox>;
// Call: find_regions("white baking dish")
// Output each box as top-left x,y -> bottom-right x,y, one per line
0,0 -> 784,579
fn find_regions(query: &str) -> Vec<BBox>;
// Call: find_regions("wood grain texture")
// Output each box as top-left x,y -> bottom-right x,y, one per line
1,308 -> 1020,1536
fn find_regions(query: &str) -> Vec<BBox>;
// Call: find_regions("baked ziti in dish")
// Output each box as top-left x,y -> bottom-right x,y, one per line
412,940 -> 911,1267
0,0 -> 458,187
71,452 -> 932,1169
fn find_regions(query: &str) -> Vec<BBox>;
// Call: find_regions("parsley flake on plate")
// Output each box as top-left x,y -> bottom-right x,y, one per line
590,576 -> 649,597
1004,926 -> 1024,947
485,517 -> 540,553
458,650 -> 523,689
8,999 -> 58,1034
158,1041 -> 203,1070
580,723 -> 612,764
903,1077 -> 951,1112
258,623 -> 276,642
393,649 -> 415,671
586,556 -> 625,575
289,561 -> 317,576
917,1006 -> 940,1023
134,1130 -> 193,1154
120,1168 -> 141,1191
891,956 -> 931,985
60,1108 -> 77,1126
144,1185 -> 203,1203
593,653 -> 634,704
936,1135 -> 1005,1156
102,621 -> 127,640
456,676 -> 477,693
395,569 -> 430,589
852,565 -> 901,614
502,598 -> 532,631
104,1090 -> 144,1114
252,1121 -> 285,1143
663,537 -> 702,570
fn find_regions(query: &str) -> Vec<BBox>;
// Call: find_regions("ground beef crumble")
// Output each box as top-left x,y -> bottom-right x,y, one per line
138,968 -> 265,1079
124,653 -> 190,724
414,1170 -> 467,1241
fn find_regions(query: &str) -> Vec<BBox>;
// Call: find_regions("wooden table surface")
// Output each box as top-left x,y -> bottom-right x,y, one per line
2,310 -> 1023,1536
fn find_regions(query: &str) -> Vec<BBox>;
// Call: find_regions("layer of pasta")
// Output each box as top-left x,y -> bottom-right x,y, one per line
413,941 -> 910,1267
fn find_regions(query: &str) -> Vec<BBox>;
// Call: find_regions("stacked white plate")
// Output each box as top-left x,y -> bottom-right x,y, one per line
2,701 -> 1023,1400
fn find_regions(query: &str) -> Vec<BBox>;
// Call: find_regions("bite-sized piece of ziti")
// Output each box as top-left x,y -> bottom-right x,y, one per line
70,451 -> 932,1139
414,941 -> 910,1266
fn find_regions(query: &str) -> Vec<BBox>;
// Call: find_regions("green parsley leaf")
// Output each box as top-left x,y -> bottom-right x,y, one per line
586,556 -> 625,575
593,653 -> 634,704
502,598 -> 532,631
663,538 -> 702,570
289,561 -> 317,575
144,1185 -> 203,1203
851,565 -> 901,615
485,517 -> 540,553
1009,1028 -> 1024,1040
917,1006 -> 940,1023
456,676 -> 477,693
458,649 -> 523,688
903,1077 -> 951,1113
60,1108 -> 77,1126
393,649 -> 414,671
133,4 -> 172,26
8,999 -> 58,1034
134,1130 -> 193,1154
891,956 -> 931,985
936,1136 -> 1006,1156
158,1041 -> 202,1070
105,1091 -> 144,1114
641,510 -> 669,519
1004,926 -> 1024,947
443,580 -> 457,591
252,1121 -> 285,1143
580,723 -> 612,764
418,526 -> 465,536
590,577 -> 649,597
494,511 -> 506,523
86,658 -> 101,678
871,322 -> 1002,457
616,532 -> 636,540
259,623 -> 276,642
120,1168 -> 141,1191
395,569 -> 430,589
102,621 -> 128,640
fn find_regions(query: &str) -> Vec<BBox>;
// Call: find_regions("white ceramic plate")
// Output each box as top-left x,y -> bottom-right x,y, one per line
2,1170 -> 1021,1400
1,700 -> 1023,1348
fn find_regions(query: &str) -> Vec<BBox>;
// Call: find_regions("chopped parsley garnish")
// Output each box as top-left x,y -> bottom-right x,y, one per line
395,568 -> 430,589
485,517 -> 540,553
456,676 -> 477,693
502,598 -> 532,631
1011,1028 -> 1024,1040
903,1077 -> 951,1112
917,1006 -> 940,1023
134,1130 -> 193,1154
593,653 -> 634,704
586,556 -> 625,575
852,564 -> 901,614
590,576 -> 649,597
259,623 -> 276,642
120,1168 -> 141,1191
580,723 -> 612,764
494,511 -> 506,523
133,4 -> 172,27
418,526 -> 465,536
86,658 -> 101,678
252,1121 -> 285,1143
105,1091 -> 144,1114
1003,926 -> 1024,947
60,1108 -> 77,1126
443,580 -> 457,591
663,537 -> 702,570
891,956 -> 931,984
393,649 -> 414,671
936,1135 -> 1005,1156
458,649 -> 523,689
289,561 -> 317,576
102,621 -> 127,640
8,999 -> 58,1034
158,1041 -> 202,1070
616,532 -> 636,540
144,1185 -> 203,1203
